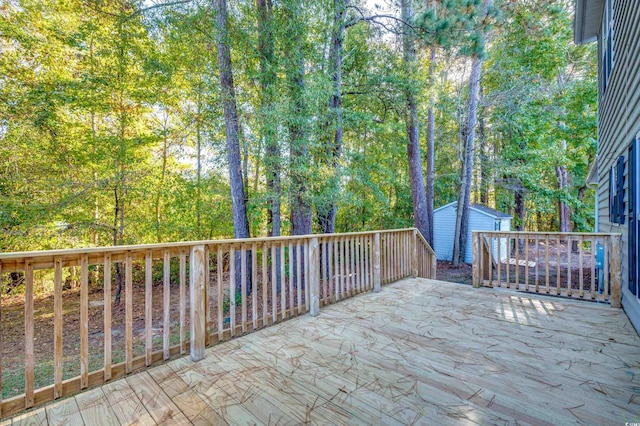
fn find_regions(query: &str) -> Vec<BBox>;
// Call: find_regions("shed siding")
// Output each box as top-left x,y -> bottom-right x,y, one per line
433,204 -> 456,261
433,203 -> 511,264
596,0 -> 640,330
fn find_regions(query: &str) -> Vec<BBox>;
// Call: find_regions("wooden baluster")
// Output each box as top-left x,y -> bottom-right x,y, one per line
104,254 -> 112,380
241,245 -> 247,333
181,249 -> 188,353
309,237 -> 320,316
534,234 -> 540,293
472,233 -> 480,288
189,245 -> 206,361
262,243 -> 268,326
545,235 -> 550,293
125,252 -> 133,374
323,240 -> 329,302
327,239 -> 333,301
297,241 -> 302,312
215,246 -> 223,340
305,239 -> 310,310
556,236 -> 561,295
80,255 -> 89,389
524,236 -> 529,292
145,251 -> 153,366
333,238 -> 339,301
515,236 -> 520,289
0,262 -> 2,415
365,236 -> 370,290
25,259 -> 34,408
567,236 -> 572,297
579,236 -> 584,298
229,246 -> 236,337
351,237 -> 356,296
505,236 -> 510,288
163,250 -> 171,359
340,238 -> 345,297
280,241 -> 286,319
359,236 -> 365,291
205,247 -> 210,345
497,233 -> 501,287
374,233 -> 381,292
288,242 -> 294,316
252,243 -> 258,329
590,237 -> 596,299
54,258 -> 63,398
610,235 -> 622,307
272,244 -> 278,322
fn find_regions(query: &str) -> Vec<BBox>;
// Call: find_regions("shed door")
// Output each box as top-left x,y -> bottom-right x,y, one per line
629,139 -> 639,296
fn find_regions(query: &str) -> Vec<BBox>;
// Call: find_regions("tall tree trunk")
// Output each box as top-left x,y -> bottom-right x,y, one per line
452,0 -> 492,266
555,139 -> 571,233
317,0 -> 348,234
424,0 -> 436,246
287,2 -> 312,237
213,0 -> 251,292
401,0 -> 430,243
478,85 -> 489,205
257,0 -> 281,238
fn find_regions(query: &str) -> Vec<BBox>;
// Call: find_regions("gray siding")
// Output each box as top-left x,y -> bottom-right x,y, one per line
596,0 -> 640,329
464,212 -> 494,264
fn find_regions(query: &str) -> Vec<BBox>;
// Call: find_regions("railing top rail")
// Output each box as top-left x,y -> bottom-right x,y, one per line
0,228 -> 418,261
415,230 -> 436,257
471,231 -> 622,237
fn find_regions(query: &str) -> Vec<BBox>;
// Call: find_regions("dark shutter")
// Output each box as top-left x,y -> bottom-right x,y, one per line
618,155 -> 625,223
610,167 -> 616,222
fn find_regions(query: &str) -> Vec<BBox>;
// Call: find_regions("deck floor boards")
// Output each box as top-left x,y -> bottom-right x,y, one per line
6,278 -> 640,425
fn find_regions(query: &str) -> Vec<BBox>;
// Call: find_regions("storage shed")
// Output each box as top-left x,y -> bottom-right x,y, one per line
433,202 -> 512,264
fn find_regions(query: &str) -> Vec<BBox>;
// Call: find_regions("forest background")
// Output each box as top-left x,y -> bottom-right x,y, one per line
0,0 -> 596,261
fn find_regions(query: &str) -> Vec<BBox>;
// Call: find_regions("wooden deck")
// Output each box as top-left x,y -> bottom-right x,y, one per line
3,277 -> 640,425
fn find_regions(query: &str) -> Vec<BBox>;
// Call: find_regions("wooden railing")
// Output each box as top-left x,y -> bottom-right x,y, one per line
0,228 -> 435,419
472,231 -> 622,306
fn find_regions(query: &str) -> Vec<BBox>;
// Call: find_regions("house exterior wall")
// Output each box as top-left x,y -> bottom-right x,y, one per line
595,0 -> 640,330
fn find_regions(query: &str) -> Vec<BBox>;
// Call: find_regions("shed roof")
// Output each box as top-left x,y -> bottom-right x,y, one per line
434,201 -> 512,219
574,0 -> 604,44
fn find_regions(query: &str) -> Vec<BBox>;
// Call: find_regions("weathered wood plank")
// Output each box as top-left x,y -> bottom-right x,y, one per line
25,259 -> 34,408
189,245 -> 206,361
145,250 -> 153,366
126,372 -> 189,425
103,254 -> 112,380
45,397 -> 83,426
102,378 -> 155,425
75,387 -> 119,426
163,250 -> 171,360
53,258 -> 63,399
125,252 -> 133,374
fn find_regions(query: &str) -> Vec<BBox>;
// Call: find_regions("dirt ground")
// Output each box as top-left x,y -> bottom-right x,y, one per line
436,261 -> 473,285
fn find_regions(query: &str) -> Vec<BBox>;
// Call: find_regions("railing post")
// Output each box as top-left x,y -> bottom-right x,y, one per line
472,232 -> 480,288
373,232 -> 381,292
309,237 -> 321,316
412,229 -> 418,278
190,244 -> 206,361
610,234 -> 622,308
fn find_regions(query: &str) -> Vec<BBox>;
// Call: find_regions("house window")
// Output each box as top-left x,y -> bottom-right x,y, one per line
602,0 -> 615,92
494,221 -> 501,231
609,155 -> 625,224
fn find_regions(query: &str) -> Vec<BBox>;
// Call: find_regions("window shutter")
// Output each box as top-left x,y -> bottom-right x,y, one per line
618,155 -> 625,223
610,167 -> 616,223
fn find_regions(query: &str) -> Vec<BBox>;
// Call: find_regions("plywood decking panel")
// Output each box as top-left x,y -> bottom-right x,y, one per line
5,278 -> 640,425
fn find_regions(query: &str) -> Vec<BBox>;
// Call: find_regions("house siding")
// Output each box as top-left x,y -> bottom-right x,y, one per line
596,0 -> 640,330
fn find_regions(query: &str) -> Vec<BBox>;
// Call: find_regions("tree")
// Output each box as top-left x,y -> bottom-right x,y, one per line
452,0 -> 493,266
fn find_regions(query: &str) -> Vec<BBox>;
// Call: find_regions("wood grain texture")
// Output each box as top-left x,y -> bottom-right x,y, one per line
24,260 -> 34,408
103,254 -> 112,381
9,277 -> 640,425
44,396 -> 83,425
145,251 -> 153,366
164,250 -> 171,360
125,253 -> 133,374
53,258 -> 63,399
189,245 -> 206,362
